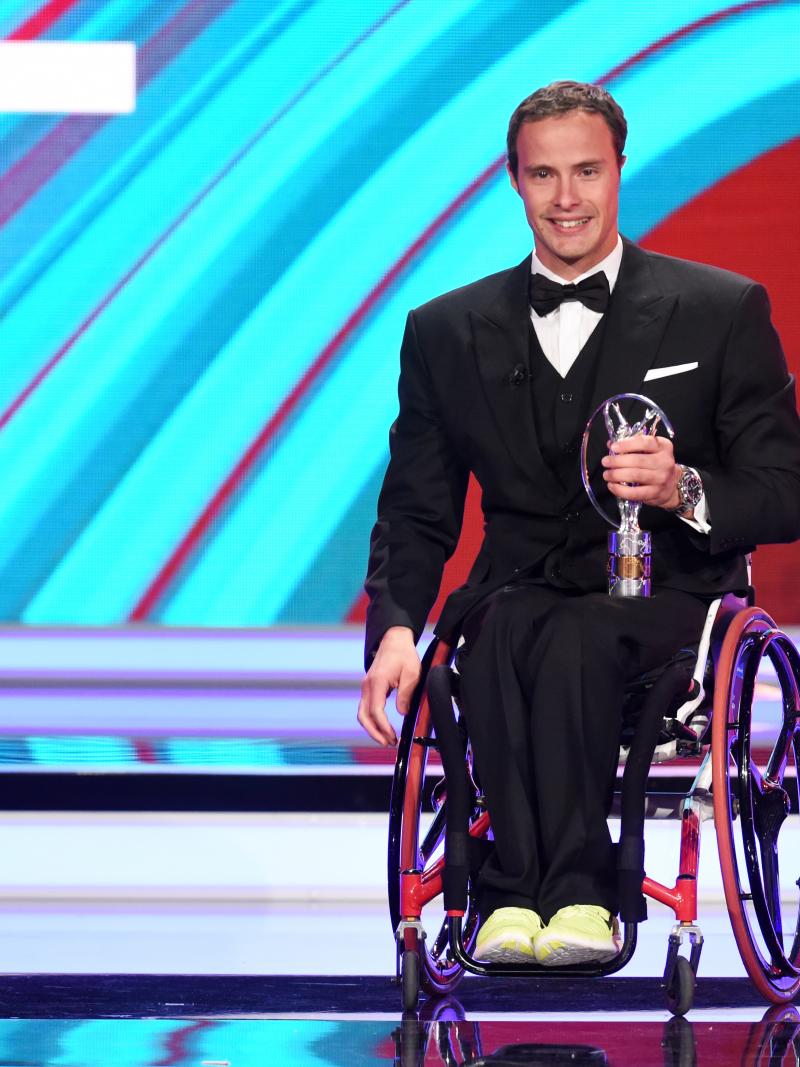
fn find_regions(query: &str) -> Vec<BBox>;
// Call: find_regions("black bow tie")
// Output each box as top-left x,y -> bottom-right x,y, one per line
529,271 -> 610,317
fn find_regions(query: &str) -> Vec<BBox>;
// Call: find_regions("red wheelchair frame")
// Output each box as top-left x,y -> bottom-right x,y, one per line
388,594 -> 800,1014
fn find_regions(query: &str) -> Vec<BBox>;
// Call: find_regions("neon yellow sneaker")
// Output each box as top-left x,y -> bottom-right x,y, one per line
474,907 -> 543,964
534,905 -> 621,967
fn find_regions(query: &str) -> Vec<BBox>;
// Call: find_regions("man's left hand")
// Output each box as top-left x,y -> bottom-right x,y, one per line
601,433 -> 681,510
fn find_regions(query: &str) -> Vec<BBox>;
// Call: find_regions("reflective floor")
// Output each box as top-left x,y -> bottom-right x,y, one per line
1,898 -> 798,1064
2,828 -> 797,1067
1,622 -> 796,1060
0,1008 -> 797,1065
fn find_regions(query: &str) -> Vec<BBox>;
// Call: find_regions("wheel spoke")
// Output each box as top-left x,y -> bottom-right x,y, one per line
758,830 -> 784,944
751,761 -> 791,945
787,731 -> 800,967
788,887 -> 800,967
748,758 -> 764,793
420,803 -> 446,864
764,714 -> 796,785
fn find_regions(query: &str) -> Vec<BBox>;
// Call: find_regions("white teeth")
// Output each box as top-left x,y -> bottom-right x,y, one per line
553,218 -> 589,229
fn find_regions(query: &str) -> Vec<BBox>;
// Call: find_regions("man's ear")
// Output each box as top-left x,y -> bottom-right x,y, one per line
506,159 -> 519,194
619,154 -> 627,173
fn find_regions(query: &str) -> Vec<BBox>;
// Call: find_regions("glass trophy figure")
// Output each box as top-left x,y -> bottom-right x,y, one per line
580,393 -> 675,597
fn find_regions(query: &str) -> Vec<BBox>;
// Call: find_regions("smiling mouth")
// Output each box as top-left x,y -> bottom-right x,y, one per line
550,217 -> 591,230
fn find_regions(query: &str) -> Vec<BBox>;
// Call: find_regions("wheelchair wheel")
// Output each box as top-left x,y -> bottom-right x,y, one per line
711,607 -> 800,1003
664,955 -> 695,1017
401,949 -> 420,1012
388,640 -> 482,998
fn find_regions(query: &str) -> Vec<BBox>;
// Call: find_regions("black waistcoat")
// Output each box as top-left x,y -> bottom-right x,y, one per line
527,313 -> 609,586
529,314 -> 607,492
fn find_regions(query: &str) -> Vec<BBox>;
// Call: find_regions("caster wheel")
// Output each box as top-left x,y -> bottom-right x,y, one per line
665,956 -> 695,1017
401,949 -> 420,1012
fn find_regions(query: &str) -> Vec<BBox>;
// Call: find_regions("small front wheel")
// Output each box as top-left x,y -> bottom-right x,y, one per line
665,955 -> 695,1017
401,949 -> 420,1012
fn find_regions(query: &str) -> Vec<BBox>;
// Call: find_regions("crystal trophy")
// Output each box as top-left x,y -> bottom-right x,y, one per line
580,393 -> 675,597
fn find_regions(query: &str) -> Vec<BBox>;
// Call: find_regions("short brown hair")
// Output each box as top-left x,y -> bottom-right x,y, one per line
506,80 -> 627,175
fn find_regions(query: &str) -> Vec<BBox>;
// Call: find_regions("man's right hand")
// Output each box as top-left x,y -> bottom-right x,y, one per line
357,626 -> 421,747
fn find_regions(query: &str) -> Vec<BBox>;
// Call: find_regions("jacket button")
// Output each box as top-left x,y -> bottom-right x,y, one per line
559,392 -> 574,403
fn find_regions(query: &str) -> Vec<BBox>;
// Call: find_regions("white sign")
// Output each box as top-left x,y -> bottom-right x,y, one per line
0,41 -> 136,114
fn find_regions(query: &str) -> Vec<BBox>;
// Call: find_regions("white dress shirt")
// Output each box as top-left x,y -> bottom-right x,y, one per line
530,236 -> 623,377
529,236 -> 710,533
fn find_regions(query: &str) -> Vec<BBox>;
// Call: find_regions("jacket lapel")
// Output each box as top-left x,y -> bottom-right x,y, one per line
589,239 -> 677,413
582,240 -> 678,482
470,256 -> 562,497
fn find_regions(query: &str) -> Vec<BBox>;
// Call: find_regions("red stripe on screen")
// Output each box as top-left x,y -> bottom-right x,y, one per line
131,738 -> 158,764
7,0 -> 81,39
0,0 -> 237,228
152,1021 -> 218,1066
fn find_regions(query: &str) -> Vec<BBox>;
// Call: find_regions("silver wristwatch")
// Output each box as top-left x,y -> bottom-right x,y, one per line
671,465 -> 704,516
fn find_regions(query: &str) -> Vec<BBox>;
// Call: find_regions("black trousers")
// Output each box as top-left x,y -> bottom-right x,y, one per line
456,583 -> 709,923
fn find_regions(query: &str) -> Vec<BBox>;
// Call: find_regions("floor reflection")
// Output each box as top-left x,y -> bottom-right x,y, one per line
393,1003 -> 800,1066
0,1004 -> 796,1066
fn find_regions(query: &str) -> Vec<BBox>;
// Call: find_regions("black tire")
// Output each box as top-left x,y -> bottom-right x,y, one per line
401,949 -> 420,1012
712,609 -> 800,1004
664,955 -> 695,1017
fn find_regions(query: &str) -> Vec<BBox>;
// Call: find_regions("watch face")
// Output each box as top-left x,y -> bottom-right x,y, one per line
680,468 -> 703,507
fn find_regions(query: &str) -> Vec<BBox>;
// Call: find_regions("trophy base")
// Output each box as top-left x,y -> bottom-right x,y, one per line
608,532 -> 651,599
609,576 -> 651,598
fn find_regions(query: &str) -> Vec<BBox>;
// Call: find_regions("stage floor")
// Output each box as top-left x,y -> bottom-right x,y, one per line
1,900 -> 798,1064
0,626 -> 796,1062
0,899 -> 752,977
0,984 -> 797,1065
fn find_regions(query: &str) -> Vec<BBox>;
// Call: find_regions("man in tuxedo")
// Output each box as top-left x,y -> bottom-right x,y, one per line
357,81 -> 800,965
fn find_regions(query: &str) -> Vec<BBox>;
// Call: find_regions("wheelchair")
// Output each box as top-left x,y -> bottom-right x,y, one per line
388,591 -> 800,1014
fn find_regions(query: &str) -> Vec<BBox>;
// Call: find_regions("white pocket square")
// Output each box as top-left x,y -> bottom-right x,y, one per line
644,362 -> 699,381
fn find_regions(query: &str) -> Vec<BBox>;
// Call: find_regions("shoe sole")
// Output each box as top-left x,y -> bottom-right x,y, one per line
475,938 -> 537,965
535,940 -> 621,967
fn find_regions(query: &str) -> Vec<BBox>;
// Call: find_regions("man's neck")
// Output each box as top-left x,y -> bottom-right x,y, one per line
532,235 -> 623,290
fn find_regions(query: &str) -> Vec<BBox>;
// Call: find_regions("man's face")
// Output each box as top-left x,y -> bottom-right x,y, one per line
508,110 -> 624,280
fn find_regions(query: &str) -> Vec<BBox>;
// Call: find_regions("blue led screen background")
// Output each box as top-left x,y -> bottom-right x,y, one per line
0,0 -> 798,627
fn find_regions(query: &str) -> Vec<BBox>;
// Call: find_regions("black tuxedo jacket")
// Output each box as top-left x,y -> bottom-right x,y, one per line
364,238 -> 800,663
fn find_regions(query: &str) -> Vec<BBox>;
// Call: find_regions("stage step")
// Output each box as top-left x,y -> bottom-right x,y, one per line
0,810 -> 793,902
0,626 -> 790,791
0,625 -> 389,775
